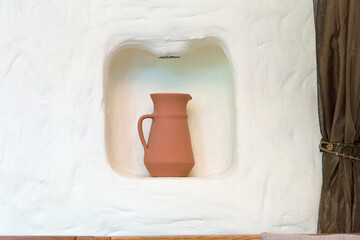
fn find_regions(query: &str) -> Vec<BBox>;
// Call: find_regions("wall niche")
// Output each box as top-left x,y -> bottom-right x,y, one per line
104,40 -> 235,177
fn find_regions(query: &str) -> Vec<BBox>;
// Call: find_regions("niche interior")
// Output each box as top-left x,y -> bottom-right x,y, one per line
104,40 -> 235,177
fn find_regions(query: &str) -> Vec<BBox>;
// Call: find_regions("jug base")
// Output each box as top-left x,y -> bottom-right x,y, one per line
145,161 -> 194,177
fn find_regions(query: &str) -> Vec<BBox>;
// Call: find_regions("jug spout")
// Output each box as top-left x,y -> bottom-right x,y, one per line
150,93 -> 192,114
150,93 -> 191,101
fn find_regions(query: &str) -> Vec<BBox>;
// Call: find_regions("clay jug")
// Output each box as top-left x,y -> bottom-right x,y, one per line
138,93 -> 195,177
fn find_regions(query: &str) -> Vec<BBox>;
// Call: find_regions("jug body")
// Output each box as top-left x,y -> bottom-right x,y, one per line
138,93 -> 195,177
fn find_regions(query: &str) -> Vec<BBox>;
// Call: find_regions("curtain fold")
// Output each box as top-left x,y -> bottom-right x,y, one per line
314,0 -> 360,233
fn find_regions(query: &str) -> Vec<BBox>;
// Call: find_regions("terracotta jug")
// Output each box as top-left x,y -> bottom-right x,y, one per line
138,93 -> 195,177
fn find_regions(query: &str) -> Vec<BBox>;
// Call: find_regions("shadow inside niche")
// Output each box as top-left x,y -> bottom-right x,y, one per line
104,43 -> 235,177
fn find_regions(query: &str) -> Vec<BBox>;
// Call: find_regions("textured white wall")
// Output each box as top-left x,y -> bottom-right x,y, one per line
0,0 -> 321,235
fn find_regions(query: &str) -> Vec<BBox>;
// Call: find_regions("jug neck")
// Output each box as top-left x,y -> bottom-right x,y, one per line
151,93 -> 192,115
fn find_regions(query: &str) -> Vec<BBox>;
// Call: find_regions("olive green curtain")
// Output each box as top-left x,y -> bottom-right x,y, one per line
314,0 -> 360,233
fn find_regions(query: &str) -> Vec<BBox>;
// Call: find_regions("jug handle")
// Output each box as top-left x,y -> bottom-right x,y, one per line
138,114 -> 154,152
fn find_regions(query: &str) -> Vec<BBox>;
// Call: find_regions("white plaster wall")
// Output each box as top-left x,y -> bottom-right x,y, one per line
0,0 -> 321,236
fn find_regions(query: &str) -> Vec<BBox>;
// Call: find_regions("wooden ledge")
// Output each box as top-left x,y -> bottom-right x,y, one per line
111,236 -> 260,240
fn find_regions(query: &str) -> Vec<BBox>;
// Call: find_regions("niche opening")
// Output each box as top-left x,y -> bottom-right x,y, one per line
104,41 -> 235,177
